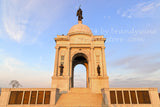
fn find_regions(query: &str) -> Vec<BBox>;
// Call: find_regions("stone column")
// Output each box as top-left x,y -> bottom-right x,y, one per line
69,48 -> 73,88
91,47 -> 95,76
67,46 -> 70,76
54,46 -> 59,76
84,63 -> 89,88
88,53 -> 92,78
102,46 -> 107,76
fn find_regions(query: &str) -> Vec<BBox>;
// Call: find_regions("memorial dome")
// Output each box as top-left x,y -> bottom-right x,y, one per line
68,21 -> 92,36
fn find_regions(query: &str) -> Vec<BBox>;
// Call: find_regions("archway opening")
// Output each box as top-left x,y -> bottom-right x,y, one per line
74,64 -> 86,88
72,53 -> 88,88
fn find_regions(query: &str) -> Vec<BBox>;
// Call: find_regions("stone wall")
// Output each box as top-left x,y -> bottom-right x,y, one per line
0,88 -> 59,107
0,88 -> 1,104
102,88 -> 160,107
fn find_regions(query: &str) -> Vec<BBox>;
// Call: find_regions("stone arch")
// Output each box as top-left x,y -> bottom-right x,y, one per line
70,49 -> 91,75
71,52 -> 89,88
70,48 -> 91,60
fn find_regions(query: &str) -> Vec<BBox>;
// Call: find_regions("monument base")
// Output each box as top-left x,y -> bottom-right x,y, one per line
90,76 -> 109,93
51,76 -> 109,93
51,76 -> 70,93
0,88 -> 160,107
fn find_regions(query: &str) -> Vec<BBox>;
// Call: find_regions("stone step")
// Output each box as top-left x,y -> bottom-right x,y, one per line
69,88 -> 92,93
56,88 -> 104,107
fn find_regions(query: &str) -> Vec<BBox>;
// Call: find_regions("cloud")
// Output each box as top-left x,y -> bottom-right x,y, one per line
110,76 -> 160,92
1,0 -> 69,43
111,54 -> 160,73
109,67 -> 160,92
117,0 -> 160,18
2,1 -> 29,42
0,53 -> 51,88
3,57 -> 24,72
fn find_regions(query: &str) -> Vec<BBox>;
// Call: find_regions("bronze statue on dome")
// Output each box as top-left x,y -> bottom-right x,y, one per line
77,7 -> 83,21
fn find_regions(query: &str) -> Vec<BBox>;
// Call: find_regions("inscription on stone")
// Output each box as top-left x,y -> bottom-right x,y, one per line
117,91 -> 123,104
110,91 -> 116,104
110,90 -> 151,104
130,91 -> 137,104
44,91 -> 51,104
16,91 -> 23,104
9,91 -> 17,104
23,91 -> 30,104
37,91 -> 44,104
8,91 -> 23,104
137,91 -> 151,104
123,91 -> 130,104
30,91 -> 37,104
8,90 -> 52,105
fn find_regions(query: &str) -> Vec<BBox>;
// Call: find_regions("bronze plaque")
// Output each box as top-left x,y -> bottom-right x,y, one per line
137,91 -> 151,104
117,91 -> 123,104
8,91 -> 23,104
137,91 -> 144,104
110,91 -> 116,104
30,91 -> 37,104
44,91 -> 51,104
23,91 -> 30,104
37,91 -> 44,104
143,91 -> 151,104
123,91 -> 130,104
15,91 -> 23,104
130,91 -> 137,104
9,91 -> 17,104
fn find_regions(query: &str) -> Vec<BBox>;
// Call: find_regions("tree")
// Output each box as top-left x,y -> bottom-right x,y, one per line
9,80 -> 22,88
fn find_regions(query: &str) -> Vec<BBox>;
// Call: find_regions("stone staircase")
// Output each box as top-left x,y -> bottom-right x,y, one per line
55,88 -> 104,107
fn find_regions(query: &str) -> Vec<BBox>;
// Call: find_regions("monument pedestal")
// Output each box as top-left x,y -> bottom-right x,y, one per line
51,76 -> 70,93
52,76 -> 109,93
90,76 -> 109,93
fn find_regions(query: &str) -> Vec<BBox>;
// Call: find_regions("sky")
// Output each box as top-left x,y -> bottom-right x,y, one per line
0,0 -> 160,92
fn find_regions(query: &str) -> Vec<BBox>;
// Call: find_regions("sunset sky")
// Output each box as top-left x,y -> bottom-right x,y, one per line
0,0 -> 160,92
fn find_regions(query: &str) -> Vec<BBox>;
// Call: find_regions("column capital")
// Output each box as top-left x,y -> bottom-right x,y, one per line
55,46 -> 59,49
91,46 -> 94,49
102,46 -> 105,49
67,46 -> 70,49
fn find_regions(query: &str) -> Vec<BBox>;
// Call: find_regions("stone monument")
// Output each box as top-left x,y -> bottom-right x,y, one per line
51,7 -> 109,93
0,8 -> 160,107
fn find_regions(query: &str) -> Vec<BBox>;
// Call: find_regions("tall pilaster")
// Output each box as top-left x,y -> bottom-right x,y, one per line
54,46 -> 59,76
66,46 -> 70,76
91,46 -> 95,76
102,46 -> 107,76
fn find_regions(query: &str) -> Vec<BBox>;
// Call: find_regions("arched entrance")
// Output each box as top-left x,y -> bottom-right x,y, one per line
74,64 -> 86,88
72,53 -> 89,88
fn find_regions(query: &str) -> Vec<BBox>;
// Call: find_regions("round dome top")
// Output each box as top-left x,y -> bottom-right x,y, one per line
68,21 -> 92,36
